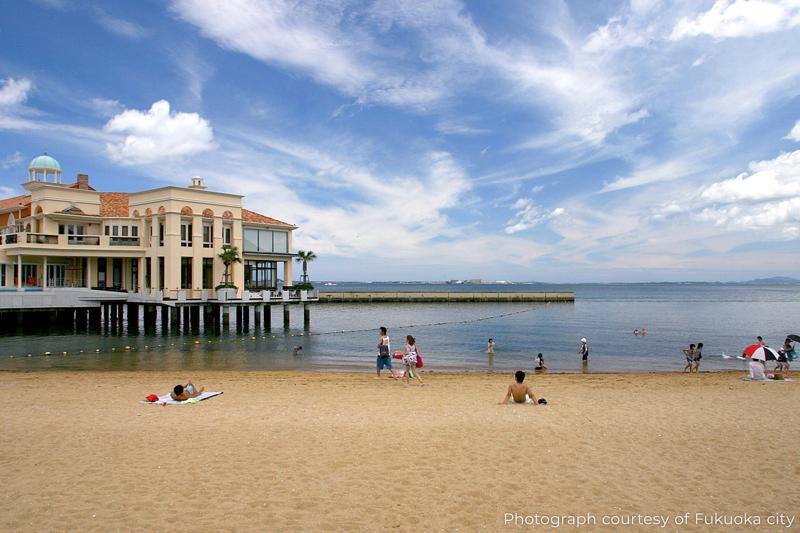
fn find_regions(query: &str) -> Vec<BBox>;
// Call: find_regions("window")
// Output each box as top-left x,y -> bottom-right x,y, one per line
223,225 -> 232,245
131,259 -> 138,291
272,231 -> 288,253
242,229 -> 289,254
202,258 -> 213,289
244,260 -> 277,290
1,264 -> 5,287
180,257 -> 193,289
145,258 -> 152,289
58,224 -> 65,235
180,222 -> 192,247
97,258 -> 107,289
158,257 -> 165,289
202,223 -> 213,248
104,225 -> 110,236
112,225 -> 119,237
159,223 -> 164,246
244,229 -> 258,252
122,226 -> 129,237
132,226 -> 138,237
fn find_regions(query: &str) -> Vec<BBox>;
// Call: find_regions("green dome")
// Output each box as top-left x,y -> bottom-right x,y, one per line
28,154 -> 61,171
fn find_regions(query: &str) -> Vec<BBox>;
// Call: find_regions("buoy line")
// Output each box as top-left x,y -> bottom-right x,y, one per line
6,306 -> 544,359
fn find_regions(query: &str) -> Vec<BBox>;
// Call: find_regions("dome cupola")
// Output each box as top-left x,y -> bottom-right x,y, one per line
28,153 -> 62,183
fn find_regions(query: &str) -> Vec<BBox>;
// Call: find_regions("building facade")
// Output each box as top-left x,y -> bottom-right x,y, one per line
0,155 -> 295,297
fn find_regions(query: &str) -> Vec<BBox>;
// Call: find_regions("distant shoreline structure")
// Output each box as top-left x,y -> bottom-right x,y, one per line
315,276 -> 799,286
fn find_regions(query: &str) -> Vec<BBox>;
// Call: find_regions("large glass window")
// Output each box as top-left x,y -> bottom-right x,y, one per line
242,229 -> 289,253
244,260 -> 277,290
272,231 -> 288,253
145,258 -> 152,289
158,257 -> 164,289
181,257 -> 192,289
244,229 -> 259,252
1,264 -> 5,287
97,258 -> 107,288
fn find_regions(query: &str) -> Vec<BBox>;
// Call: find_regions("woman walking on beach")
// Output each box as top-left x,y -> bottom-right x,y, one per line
693,342 -> 703,372
402,335 -> 424,386
683,344 -> 696,372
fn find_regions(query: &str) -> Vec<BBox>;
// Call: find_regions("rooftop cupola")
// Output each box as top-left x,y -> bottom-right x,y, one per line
28,153 -> 62,184
189,176 -> 207,190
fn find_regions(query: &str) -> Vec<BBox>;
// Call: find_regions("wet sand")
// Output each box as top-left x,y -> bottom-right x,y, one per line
1,370 -> 797,532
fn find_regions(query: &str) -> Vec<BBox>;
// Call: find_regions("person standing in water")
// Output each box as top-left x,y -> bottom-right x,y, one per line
683,343 -> 696,372
487,338 -> 495,355
579,338 -> 589,362
376,326 -> 392,378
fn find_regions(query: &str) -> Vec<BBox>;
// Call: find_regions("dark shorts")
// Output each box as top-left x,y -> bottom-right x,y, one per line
376,355 -> 392,370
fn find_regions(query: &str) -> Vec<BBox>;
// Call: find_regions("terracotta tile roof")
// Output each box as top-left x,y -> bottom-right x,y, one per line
67,182 -> 96,191
0,194 -> 31,211
242,208 -> 294,227
99,192 -> 130,217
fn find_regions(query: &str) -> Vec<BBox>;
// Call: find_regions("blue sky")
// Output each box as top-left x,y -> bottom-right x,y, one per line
1,0 -> 799,282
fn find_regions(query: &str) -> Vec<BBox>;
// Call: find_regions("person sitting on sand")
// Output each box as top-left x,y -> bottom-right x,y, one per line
171,382 -> 204,401
499,371 -> 539,404
748,358 -> 767,381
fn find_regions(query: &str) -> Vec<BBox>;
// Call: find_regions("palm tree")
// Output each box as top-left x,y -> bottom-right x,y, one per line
218,244 -> 241,286
295,250 -> 317,283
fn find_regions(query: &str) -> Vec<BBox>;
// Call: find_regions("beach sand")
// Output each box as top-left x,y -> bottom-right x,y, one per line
1,370 -> 797,532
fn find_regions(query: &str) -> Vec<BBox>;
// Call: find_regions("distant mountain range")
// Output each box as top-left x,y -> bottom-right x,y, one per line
742,276 -> 800,285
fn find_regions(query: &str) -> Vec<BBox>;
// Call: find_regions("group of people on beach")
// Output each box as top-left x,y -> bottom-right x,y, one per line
682,342 -> 704,372
376,326 -> 424,385
746,336 -> 795,380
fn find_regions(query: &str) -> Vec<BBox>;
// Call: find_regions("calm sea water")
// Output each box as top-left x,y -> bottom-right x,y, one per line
1,283 -> 797,373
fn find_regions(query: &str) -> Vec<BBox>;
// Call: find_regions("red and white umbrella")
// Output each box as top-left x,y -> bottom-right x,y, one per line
742,344 -> 780,361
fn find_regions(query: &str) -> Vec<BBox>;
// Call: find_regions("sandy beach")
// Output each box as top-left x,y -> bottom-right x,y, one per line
1,370 -> 798,532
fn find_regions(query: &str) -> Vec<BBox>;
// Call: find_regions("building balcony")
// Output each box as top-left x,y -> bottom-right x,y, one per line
0,232 -> 145,250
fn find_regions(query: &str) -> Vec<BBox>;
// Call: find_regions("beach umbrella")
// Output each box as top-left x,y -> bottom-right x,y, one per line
787,334 -> 800,342
742,344 -> 780,361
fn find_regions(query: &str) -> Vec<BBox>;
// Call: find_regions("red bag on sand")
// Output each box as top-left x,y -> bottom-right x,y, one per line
145,394 -> 159,403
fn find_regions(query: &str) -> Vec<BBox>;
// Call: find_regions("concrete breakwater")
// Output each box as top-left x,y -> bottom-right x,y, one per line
318,291 -> 575,303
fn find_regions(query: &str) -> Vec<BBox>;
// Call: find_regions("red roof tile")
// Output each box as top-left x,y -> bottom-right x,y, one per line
99,192 -> 130,217
0,194 -> 31,211
242,208 -> 294,227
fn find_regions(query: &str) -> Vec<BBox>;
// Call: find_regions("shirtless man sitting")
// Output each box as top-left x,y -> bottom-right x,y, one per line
499,371 -> 539,405
170,382 -> 204,401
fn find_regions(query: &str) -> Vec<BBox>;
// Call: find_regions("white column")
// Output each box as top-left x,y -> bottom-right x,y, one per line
43,256 -> 48,288
87,258 -> 93,288
17,256 -> 22,289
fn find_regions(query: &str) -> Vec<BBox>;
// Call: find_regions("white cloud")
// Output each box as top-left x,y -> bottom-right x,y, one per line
700,150 -> 800,203
786,120 -> 800,141
0,78 -> 33,107
0,151 -> 24,169
103,100 -> 216,165
504,197 -> 565,234
671,0 -> 800,40
89,98 -> 123,117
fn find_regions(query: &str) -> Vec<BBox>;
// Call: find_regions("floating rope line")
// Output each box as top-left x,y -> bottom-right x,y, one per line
5,305 -> 547,359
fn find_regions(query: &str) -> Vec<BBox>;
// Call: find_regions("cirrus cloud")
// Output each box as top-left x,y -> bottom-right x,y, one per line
0,78 -> 33,107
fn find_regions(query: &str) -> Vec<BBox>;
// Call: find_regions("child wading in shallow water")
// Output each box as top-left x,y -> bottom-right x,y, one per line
487,338 -> 495,355
402,335 -> 424,386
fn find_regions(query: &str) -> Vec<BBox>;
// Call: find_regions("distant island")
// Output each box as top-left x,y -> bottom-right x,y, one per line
742,276 -> 800,285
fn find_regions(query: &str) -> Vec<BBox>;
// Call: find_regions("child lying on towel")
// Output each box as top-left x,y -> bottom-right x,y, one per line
171,382 -> 205,401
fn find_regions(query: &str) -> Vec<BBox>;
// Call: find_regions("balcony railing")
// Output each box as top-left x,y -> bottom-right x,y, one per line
110,236 -> 141,246
26,233 -> 59,245
68,235 -> 100,245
